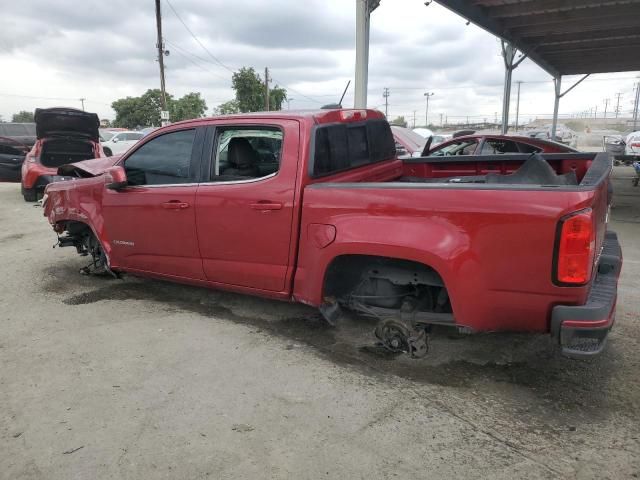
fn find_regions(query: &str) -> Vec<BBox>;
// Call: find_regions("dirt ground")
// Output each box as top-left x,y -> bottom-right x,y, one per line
1,167 -> 639,479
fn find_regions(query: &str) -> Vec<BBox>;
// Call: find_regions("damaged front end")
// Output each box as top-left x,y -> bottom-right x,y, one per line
55,222 -> 116,277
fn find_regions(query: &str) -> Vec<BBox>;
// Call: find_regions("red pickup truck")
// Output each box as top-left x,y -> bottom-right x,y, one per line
43,109 -> 622,358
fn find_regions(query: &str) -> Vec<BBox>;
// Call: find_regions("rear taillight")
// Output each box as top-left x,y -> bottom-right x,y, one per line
339,109 -> 367,122
630,142 -> 640,148
555,209 -> 595,285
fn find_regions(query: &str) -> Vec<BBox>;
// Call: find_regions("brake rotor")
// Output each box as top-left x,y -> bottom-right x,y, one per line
374,320 -> 429,358
375,320 -> 411,353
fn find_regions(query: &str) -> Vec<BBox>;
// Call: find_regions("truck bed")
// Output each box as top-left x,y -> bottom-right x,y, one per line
400,152 -> 603,188
296,152 -> 612,333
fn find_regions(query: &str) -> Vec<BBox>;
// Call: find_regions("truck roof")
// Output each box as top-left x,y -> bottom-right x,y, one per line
166,109 -> 386,128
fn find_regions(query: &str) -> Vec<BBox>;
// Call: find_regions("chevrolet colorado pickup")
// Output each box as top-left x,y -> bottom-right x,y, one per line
43,109 -> 622,358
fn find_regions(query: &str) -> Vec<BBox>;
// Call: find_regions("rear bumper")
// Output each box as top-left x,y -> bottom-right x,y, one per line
551,230 -> 622,358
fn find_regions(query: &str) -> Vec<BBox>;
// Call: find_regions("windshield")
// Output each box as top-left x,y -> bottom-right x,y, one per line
99,130 -> 115,141
0,124 -> 31,136
430,139 -> 477,156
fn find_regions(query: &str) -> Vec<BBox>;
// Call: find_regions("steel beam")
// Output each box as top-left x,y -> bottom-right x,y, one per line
551,74 -> 590,138
488,0 -> 631,19
434,0 -> 559,77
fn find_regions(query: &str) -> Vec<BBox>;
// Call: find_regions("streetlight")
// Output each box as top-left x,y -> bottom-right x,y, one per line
286,97 -> 295,110
424,92 -> 434,126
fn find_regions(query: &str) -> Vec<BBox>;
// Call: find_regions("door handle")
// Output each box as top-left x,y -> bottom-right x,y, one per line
250,201 -> 283,211
161,201 -> 190,210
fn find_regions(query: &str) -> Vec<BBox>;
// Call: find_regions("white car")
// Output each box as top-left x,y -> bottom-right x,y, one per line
412,127 -> 434,139
625,131 -> 640,156
100,130 -> 144,156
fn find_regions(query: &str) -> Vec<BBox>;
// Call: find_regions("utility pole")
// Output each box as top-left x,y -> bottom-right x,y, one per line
383,87 -> 390,117
603,98 -> 610,118
439,113 -> 443,127
412,110 -> 417,128
633,82 -> 640,130
424,92 -> 434,126
514,80 -> 522,132
594,105 -> 598,118
79,98 -> 85,111
614,92 -> 623,118
264,67 -> 270,111
286,97 -> 294,110
154,0 -> 167,115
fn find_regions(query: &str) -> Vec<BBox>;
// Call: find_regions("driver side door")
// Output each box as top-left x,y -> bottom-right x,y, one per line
102,127 -> 206,280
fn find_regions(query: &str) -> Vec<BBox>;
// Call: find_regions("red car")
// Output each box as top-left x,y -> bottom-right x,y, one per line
21,108 -> 104,202
43,109 -> 620,358
426,134 -> 578,156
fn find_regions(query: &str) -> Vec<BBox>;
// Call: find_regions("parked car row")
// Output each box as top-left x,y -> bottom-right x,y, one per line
525,124 -> 578,148
392,125 -> 578,158
100,130 -> 145,156
0,107 -> 150,201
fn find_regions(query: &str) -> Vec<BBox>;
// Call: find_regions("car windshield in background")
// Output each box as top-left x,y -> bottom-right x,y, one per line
0,124 -> 34,136
99,130 -> 115,141
430,139 -> 477,156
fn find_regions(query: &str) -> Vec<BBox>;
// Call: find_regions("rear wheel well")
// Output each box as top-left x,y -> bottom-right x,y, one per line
323,255 -> 452,314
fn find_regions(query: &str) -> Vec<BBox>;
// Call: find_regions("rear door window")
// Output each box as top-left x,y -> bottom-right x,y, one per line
211,127 -> 283,181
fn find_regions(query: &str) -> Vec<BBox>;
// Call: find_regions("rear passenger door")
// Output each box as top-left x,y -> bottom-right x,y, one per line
194,120 -> 300,292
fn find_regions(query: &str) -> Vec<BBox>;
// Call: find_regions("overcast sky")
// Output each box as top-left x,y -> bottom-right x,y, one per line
1,0 -> 638,126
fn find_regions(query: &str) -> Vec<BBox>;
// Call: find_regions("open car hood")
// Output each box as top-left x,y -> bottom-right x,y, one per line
57,155 -> 122,178
35,108 -> 100,141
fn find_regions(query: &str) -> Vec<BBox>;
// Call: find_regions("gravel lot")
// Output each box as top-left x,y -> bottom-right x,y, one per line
1,167 -> 639,479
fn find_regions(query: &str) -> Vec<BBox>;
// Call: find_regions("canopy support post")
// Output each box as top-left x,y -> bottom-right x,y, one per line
501,41 -> 527,134
552,74 -> 590,139
354,0 -> 380,108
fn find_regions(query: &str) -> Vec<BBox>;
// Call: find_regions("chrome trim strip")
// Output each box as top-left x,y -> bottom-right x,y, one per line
199,173 -> 277,186
122,173 -> 277,189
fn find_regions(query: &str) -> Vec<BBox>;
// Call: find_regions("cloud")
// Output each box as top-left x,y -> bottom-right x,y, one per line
0,0 -> 636,123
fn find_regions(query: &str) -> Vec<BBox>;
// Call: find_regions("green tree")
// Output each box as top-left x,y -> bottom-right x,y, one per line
390,116 -> 407,128
111,89 -> 207,129
12,110 -> 35,122
214,100 -> 240,115
170,92 -> 208,122
231,67 -> 286,112
269,86 -> 287,111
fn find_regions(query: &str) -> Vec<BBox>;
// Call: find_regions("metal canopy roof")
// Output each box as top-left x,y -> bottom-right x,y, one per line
435,0 -> 640,77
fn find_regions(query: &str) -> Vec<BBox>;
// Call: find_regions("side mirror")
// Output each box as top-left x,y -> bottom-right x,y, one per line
105,166 -> 127,190
112,137 -> 119,143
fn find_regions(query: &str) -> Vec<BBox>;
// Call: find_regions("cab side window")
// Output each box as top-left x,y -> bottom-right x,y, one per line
212,127 -> 283,181
124,129 -> 196,186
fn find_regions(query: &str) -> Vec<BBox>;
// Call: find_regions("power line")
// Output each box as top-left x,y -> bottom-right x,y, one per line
164,0 -> 234,73
165,41 -> 230,82
164,0 -> 323,106
387,75 -> 640,92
